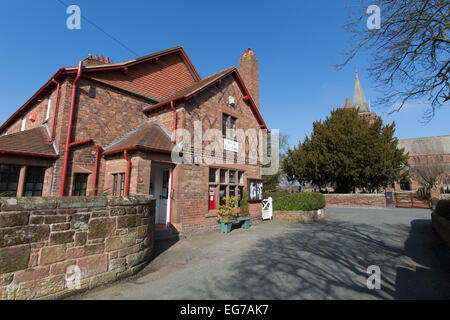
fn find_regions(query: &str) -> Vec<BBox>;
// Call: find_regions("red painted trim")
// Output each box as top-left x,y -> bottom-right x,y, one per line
178,47 -> 201,81
0,150 -> 59,159
50,79 -> 61,142
0,68 -> 65,134
123,150 -> 133,196
69,138 -> 93,148
101,146 -> 175,157
65,47 -> 201,81
92,145 -> 102,196
0,47 -> 200,134
142,68 -> 269,131
231,70 -> 269,131
60,61 -> 83,196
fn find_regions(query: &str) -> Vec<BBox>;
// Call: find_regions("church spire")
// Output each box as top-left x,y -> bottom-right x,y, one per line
344,96 -> 352,109
353,72 -> 370,113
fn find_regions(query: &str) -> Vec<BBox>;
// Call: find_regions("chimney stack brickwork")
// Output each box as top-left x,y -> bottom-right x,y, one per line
84,54 -> 113,67
239,48 -> 260,109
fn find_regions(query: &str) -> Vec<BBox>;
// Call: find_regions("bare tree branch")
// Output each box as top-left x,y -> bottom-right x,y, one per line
339,0 -> 450,120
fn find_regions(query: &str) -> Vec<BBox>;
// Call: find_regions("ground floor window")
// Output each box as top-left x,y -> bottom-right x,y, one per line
24,166 -> 45,197
73,173 -> 89,196
0,164 -> 20,196
238,186 -> 244,206
219,186 -> 227,206
209,167 -> 245,210
112,173 -> 126,196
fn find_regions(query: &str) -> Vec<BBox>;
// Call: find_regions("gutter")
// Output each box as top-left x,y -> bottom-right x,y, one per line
0,150 -> 59,159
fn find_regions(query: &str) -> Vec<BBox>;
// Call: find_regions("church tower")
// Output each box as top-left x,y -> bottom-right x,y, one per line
343,73 -> 376,123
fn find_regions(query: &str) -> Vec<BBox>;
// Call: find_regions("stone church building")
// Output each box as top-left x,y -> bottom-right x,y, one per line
0,46 -> 269,233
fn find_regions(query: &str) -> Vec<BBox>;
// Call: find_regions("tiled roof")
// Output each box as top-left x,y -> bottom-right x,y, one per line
141,66 -> 269,131
0,46 -> 200,133
0,127 -> 58,158
164,67 -> 236,101
102,123 -> 177,155
142,67 -> 236,113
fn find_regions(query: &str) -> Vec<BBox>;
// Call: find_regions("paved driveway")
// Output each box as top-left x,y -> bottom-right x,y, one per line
73,207 -> 450,300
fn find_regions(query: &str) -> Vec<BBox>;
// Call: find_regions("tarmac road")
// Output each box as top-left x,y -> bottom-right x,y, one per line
72,207 -> 450,300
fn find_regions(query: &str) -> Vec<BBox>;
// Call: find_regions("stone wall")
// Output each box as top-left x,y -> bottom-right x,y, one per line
324,194 -> 386,208
273,210 -> 325,223
431,213 -> 450,247
0,195 -> 155,300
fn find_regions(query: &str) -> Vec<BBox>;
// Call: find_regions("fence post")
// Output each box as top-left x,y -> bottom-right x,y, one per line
409,192 -> 414,208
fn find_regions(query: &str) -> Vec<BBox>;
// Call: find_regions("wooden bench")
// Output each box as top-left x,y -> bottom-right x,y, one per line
221,218 -> 251,233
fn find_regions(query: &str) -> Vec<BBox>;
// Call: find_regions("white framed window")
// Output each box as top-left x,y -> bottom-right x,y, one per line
21,117 -> 26,131
45,97 -> 52,121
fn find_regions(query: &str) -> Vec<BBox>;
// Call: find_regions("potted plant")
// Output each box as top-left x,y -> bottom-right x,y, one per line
217,196 -> 238,233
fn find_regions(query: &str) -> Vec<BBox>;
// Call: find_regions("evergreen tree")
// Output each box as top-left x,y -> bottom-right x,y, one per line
283,108 -> 409,193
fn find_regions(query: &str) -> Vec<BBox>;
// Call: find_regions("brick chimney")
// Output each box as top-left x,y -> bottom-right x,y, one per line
239,48 -> 259,109
83,54 -> 113,66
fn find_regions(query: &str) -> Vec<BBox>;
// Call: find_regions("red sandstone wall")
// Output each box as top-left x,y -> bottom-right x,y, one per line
164,75 -> 263,233
324,194 -> 386,208
0,195 -> 155,300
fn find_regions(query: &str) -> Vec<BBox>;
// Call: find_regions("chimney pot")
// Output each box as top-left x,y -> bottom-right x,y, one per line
239,48 -> 259,109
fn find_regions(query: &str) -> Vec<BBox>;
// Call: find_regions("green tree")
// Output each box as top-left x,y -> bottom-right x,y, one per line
283,108 -> 409,193
239,190 -> 250,217
262,133 -> 290,192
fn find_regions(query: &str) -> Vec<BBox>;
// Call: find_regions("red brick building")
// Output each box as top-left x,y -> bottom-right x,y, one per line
0,46 -> 268,233
395,135 -> 450,192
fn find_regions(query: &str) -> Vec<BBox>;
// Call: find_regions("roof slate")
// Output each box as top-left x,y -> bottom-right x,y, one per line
103,123 -> 176,155
0,127 -> 58,158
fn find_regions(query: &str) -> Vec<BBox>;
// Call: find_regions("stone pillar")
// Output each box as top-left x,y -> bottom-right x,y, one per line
16,166 -> 27,197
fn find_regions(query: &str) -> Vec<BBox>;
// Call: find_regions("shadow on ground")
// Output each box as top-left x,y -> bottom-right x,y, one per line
192,218 -> 450,300
395,219 -> 450,299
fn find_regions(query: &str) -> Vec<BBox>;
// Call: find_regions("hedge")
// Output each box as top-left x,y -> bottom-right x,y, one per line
273,192 -> 326,211
436,200 -> 450,219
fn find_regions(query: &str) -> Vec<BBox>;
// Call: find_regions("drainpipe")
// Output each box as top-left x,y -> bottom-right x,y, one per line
169,100 -> 177,224
50,79 -> 61,142
123,149 -> 133,196
92,145 -> 102,196
170,100 -> 177,143
69,138 -> 93,148
59,61 -> 83,196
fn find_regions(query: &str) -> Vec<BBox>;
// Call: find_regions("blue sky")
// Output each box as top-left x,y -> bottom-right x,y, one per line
1,0 -> 448,147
